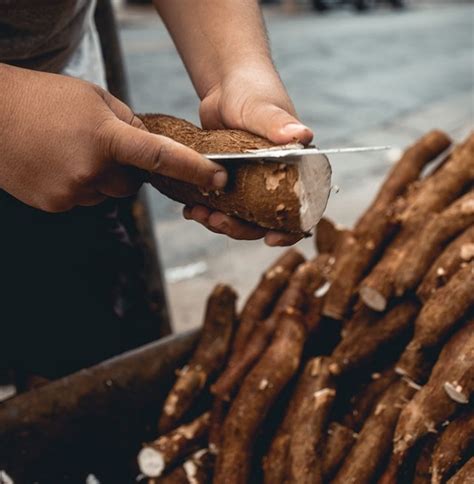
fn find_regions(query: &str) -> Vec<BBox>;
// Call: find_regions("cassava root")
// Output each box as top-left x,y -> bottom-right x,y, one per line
286,357 -> 337,484
431,410 -> 474,484
212,255 -> 331,400
214,310 -> 307,483
158,284 -> 237,433
140,114 -> 332,233
360,134 -> 474,311
139,413 -> 210,478
417,224 -> 474,302
395,263 -> 474,383
229,248 -> 304,359
322,129 -> 451,319
138,130 -> 474,484
390,320 -> 474,478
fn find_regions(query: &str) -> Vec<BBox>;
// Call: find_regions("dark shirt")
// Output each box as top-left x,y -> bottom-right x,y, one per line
0,0 -> 90,72
0,1 -> 153,378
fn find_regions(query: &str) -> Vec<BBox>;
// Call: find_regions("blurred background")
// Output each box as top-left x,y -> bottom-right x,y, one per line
114,0 -> 473,331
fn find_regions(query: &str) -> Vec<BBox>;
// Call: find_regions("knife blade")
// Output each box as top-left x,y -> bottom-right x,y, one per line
204,145 -> 390,162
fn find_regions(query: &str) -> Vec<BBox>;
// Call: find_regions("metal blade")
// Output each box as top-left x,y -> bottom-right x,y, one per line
204,145 -> 390,162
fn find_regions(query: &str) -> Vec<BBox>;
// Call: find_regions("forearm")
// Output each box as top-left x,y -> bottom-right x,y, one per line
153,0 -> 273,98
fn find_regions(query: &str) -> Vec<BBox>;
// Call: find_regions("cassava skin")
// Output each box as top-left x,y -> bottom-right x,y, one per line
151,448 -> 214,484
360,135 -> 474,312
340,303 -> 380,339
394,191 -> 474,296
286,357 -> 337,484
396,263 -> 474,383
417,225 -> 474,302
323,130 -> 450,319
214,310 -> 307,484
321,230 -> 360,319
355,130 -> 451,236
321,422 -> 357,480
304,284 -> 328,334
329,300 -> 419,377
262,350 -> 323,483
230,248 -> 304,359
412,435 -> 437,484
263,354 -> 333,483
138,412 -> 210,478
159,284 -> 237,433
392,321 -> 474,476
397,133 -> 474,229
431,410 -> 474,484
359,228 -> 414,312
140,114 -> 332,233
332,378 -> 416,484
208,398 -> 227,455
212,257 -> 330,400
342,368 -> 398,431
314,217 -> 349,255
447,457 -> 474,484
214,249 -> 305,403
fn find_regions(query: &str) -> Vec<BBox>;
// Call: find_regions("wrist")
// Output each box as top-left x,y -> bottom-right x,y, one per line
199,56 -> 280,101
0,64 -> 21,145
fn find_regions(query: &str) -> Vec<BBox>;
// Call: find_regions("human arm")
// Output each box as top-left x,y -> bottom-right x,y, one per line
0,63 -> 227,212
154,0 -> 313,245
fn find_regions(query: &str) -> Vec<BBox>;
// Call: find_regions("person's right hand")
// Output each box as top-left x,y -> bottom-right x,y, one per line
0,64 -> 227,212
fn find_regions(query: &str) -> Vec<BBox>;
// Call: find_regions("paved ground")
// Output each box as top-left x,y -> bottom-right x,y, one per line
117,2 -> 473,331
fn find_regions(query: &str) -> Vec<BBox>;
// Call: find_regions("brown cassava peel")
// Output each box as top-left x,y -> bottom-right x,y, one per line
140,114 -> 332,233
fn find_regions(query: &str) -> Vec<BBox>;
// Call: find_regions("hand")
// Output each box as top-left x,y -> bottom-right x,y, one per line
0,64 -> 227,212
189,64 -> 314,246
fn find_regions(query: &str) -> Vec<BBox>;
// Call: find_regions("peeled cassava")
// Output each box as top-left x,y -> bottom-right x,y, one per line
139,114 -> 332,233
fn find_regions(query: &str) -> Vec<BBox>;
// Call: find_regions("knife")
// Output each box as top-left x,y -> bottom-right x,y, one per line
204,144 -> 390,163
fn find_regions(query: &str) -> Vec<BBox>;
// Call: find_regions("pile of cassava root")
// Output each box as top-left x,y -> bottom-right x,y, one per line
137,129 -> 474,484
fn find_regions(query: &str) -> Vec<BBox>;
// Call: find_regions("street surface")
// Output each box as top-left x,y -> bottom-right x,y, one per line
118,2 -> 473,331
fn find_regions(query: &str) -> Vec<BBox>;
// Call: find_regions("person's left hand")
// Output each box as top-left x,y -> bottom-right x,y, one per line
183,64 -> 314,247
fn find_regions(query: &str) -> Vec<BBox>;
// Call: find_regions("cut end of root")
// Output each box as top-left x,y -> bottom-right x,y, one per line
443,381 -> 469,403
137,447 -> 165,477
359,286 -> 387,312
297,153 -> 332,232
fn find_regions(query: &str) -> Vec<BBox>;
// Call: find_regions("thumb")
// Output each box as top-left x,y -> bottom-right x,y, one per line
103,119 -> 228,189
244,102 -> 313,146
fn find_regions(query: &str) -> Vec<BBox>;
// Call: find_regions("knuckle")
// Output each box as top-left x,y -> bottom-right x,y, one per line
72,166 -> 97,186
44,193 -> 74,213
148,139 -> 167,173
132,136 -> 160,172
95,117 -> 116,154
130,114 -> 147,131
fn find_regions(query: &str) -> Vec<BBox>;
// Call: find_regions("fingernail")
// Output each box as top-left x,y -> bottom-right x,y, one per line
183,207 -> 191,219
281,123 -> 309,134
209,214 -> 227,230
213,170 -> 227,189
265,233 -> 282,246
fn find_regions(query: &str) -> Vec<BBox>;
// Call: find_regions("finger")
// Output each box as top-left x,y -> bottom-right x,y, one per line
72,185 -> 108,207
199,94 -> 226,130
96,87 -> 147,131
182,206 -> 225,234
103,120 -> 228,189
78,193 -> 108,207
183,206 -> 266,240
96,165 -> 145,198
186,205 -> 212,225
264,231 -> 303,247
243,102 -> 313,146
207,211 -> 267,240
